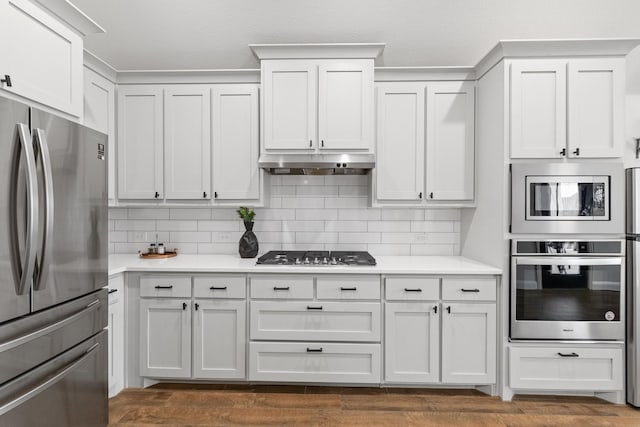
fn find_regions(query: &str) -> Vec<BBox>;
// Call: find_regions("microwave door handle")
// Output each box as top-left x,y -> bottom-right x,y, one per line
514,257 -> 623,266
32,129 -> 54,291
9,123 -> 39,296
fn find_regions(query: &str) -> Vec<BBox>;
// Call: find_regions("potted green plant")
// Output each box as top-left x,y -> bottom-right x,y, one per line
236,207 -> 258,258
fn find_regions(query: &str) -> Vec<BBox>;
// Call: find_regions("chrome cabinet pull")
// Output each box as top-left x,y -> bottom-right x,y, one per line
10,123 -> 38,296
33,129 -> 54,291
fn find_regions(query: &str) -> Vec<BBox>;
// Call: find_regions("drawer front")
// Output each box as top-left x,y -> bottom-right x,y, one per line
509,346 -> 624,391
194,276 -> 246,299
250,276 -> 313,299
250,301 -> 381,342
316,276 -> 380,300
385,277 -> 439,301
441,278 -> 496,301
140,276 -> 192,298
249,342 -> 381,383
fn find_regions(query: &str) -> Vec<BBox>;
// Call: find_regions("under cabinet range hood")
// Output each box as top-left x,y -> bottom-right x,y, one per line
258,153 -> 375,175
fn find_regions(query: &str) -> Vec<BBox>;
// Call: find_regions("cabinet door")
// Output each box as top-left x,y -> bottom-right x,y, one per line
385,303 -> 439,383
568,58 -> 624,158
108,275 -> 124,398
212,85 -> 260,200
0,0 -> 83,117
426,82 -> 475,201
84,67 -> 116,202
510,60 -> 567,159
140,298 -> 191,378
441,303 -> 496,384
262,60 -> 316,150
117,86 -> 163,200
164,86 -> 211,200
318,60 -> 373,151
193,299 -> 246,379
375,83 -> 425,201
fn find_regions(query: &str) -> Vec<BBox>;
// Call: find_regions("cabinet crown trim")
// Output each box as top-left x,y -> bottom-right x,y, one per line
249,43 -> 385,60
34,0 -> 105,36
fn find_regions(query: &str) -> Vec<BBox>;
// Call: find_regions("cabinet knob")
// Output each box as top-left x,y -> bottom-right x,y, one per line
572,148 -> 580,156
154,191 -> 159,199
560,148 -> 566,156
1,75 -> 12,87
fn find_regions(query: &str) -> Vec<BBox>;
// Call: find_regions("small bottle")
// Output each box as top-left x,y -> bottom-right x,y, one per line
149,243 -> 157,254
157,243 -> 165,255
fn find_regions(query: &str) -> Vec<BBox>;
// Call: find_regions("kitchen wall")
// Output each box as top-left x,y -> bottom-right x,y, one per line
109,175 -> 461,256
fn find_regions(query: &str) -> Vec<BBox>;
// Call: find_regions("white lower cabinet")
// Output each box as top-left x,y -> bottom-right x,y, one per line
193,299 -> 246,379
140,298 -> 191,378
249,342 -> 381,383
509,345 -> 624,391
108,274 -> 125,397
384,302 -> 439,383
441,303 -> 496,384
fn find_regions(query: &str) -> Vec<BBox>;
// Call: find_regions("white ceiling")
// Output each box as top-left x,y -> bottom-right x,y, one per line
74,0 -> 640,71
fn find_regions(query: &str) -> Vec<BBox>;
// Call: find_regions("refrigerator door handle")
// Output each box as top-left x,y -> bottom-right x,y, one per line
32,129 -> 54,291
0,300 -> 100,353
9,123 -> 39,296
0,342 -> 100,417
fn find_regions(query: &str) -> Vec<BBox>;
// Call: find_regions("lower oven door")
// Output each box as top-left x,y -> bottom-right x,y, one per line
511,256 -> 624,340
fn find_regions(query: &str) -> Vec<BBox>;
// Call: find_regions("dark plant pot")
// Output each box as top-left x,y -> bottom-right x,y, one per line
239,221 -> 259,258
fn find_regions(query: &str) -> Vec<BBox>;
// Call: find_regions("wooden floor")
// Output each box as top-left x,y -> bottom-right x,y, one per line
109,383 -> 640,426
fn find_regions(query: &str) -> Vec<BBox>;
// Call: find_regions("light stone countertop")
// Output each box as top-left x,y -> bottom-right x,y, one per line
109,254 -> 501,276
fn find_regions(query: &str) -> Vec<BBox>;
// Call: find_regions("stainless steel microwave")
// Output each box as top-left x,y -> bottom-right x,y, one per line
511,163 -> 624,234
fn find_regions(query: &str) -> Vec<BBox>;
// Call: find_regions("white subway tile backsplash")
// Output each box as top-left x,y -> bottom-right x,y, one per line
128,208 -> 170,220
368,221 -> 410,232
109,180 -> 462,255
170,208 -> 212,220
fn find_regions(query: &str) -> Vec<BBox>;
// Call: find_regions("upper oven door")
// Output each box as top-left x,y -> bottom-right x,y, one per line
511,163 -> 624,234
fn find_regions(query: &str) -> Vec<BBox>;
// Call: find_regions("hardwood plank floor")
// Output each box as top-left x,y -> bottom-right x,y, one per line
109,384 -> 640,426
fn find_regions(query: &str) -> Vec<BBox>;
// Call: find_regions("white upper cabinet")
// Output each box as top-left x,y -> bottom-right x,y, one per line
0,0 -> 83,117
83,67 -> 116,201
510,57 -> 624,159
262,61 -> 317,150
567,58 -> 624,158
426,82 -> 475,201
375,83 -> 425,201
212,85 -> 260,201
318,60 -> 373,150
117,86 -> 164,200
261,57 -> 375,152
510,60 -> 567,159
164,85 -> 211,200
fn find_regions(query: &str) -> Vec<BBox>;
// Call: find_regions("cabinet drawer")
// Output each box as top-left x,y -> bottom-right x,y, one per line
316,276 -> 380,300
250,301 -> 381,342
194,276 -> 246,299
509,346 -> 623,391
140,276 -> 192,298
250,276 -> 313,299
249,342 -> 381,383
385,277 -> 439,301
441,278 -> 496,301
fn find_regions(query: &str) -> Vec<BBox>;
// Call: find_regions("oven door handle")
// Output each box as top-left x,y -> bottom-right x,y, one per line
513,256 -> 622,266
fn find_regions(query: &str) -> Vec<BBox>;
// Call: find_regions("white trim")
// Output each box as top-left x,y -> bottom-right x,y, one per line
249,43 -> 385,60
33,0 -> 105,36
375,66 -> 476,82
116,69 -> 260,85
84,50 -> 118,83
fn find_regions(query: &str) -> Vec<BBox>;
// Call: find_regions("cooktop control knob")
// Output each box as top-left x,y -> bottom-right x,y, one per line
303,257 -> 310,264
295,257 -> 302,265
330,257 -> 338,265
313,257 -> 320,265
322,257 -> 329,265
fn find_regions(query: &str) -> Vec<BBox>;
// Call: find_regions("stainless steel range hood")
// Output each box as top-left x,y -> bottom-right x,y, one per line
259,153 -> 375,175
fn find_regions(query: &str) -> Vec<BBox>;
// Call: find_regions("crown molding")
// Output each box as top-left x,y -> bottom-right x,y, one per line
83,50 -> 118,82
249,43 -> 386,60
33,0 -> 105,36
116,69 -> 260,85
375,66 -> 476,82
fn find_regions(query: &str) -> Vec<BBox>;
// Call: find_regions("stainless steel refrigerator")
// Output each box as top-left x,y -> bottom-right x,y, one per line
628,167 -> 640,406
0,97 -> 108,425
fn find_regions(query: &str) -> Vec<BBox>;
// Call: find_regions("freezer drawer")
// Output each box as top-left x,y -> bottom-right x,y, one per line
0,290 -> 107,385
0,330 -> 107,427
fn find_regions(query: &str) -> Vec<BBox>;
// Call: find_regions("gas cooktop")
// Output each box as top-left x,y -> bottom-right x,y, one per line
256,251 -> 376,266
